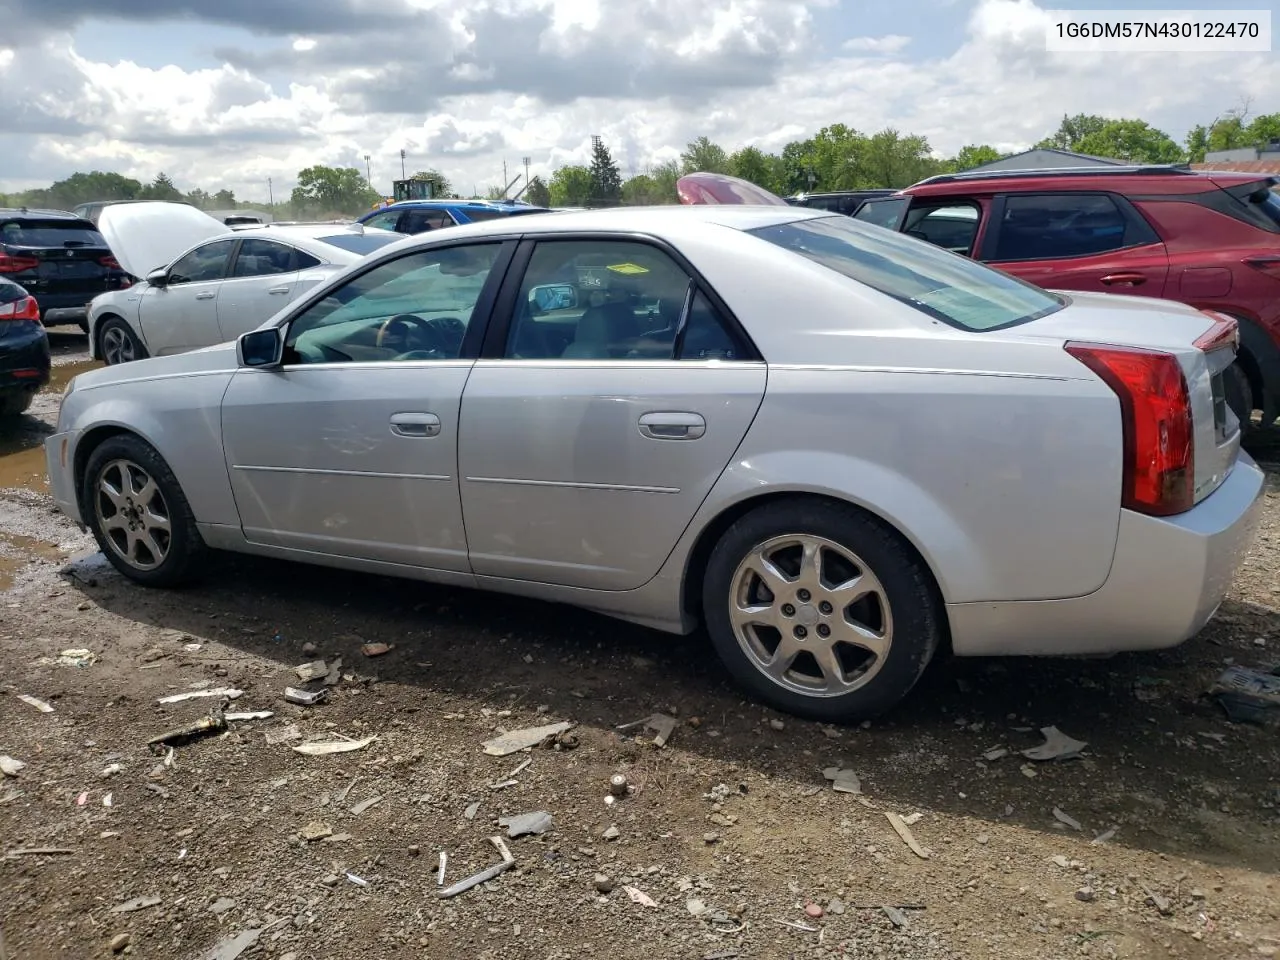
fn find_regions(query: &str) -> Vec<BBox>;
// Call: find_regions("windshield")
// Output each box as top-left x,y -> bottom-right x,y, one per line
317,232 -> 404,255
748,215 -> 1064,332
0,219 -> 105,248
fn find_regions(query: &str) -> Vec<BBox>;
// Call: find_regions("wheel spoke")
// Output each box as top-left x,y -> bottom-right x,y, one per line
138,528 -> 166,563
729,602 -> 773,631
135,477 -> 159,509
97,476 -> 125,509
796,538 -> 822,591
812,640 -> 850,690
102,513 -> 128,532
742,551 -> 793,600
833,618 -> 890,659
824,572 -> 878,609
762,639 -> 801,683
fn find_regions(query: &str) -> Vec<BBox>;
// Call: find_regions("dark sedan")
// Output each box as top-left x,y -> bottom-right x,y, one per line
0,277 -> 51,417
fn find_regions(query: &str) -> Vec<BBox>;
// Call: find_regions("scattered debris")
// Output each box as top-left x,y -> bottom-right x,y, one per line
594,873 -> 614,894
301,642 -> 318,656
323,659 -> 343,687
481,721 -> 572,757
437,851 -> 447,886
109,897 -> 161,914
623,885 -> 658,908
208,898 -> 236,916
56,649 -> 96,668
769,718 -> 785,731
1053,807 -> 1083,831
438,836 -> 516,899
282,687 -> 327,707
350,796 -> 382,815
617,713 -> 677,748
147,710 -> 227,750
192,927 -> 263,960
1091,827 -> 1118,845
804,903 -> 824,919
463,801 -> 480,821
982,747 -> 1009,761
499,810 -> 553,838
1140,881 -> 1173,916
1019,764 -> 1038,779
292,735 -> 378,756
157,688 -> 243,705
1076,887 -> 1096,903
4,847 -> 74,858
335,779 -> 358,803
883,905 -> 909,928
688,898 -> 708,916
101,763 -> 122,779
300,821 -> 332,842
224,711 -> 273,722
884,812 -> 929,859
602,825 -> 620,841
822,766 -> 862,794
0,757 -> 25,778
360,642 -> 393,657
322,833 -> 353,844
609,773 -> 629,797
1022,726 -> 1087,761
1051,855 -> 1070,868
345,872 -> 368,887
1209,665 -> 1280,725
15,694 -> 53,713
264,724 -> 301,746
774,919 -> 818,933
110,933 -> 131,953
294,661 -> 328,682
900,812 -> 924,826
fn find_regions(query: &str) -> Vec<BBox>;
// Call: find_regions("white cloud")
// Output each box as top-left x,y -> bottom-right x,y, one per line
0,0 -> 1277,199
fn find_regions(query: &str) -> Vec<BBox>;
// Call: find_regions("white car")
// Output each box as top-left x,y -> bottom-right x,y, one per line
88,202 -> 402,364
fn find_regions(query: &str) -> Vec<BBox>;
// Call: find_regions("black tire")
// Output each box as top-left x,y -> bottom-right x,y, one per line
1224,361 -> 1256,439
0,390 -> 34,418
96,316 -> 148,366
702,499 -> 942,722
81,434 -> 206,587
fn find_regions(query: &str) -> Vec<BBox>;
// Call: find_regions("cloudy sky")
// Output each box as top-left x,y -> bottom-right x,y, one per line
1,0 -> 1277,202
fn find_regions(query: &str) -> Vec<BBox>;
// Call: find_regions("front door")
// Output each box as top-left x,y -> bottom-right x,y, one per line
139,238 -> 236,355
458,237 -> 767,591
220,241 -> 513,570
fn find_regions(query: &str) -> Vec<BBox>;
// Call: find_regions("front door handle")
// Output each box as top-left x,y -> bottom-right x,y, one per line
1100,272 -> 1146,286
389,412 -> 441,438
194,291 -> 216,300
267,286 -> 291,295
638,411 -> 706,440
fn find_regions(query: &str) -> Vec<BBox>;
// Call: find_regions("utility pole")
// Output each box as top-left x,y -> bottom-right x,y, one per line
399,148 -> 406,180
522,156 -> 531,193
502,160 -> 508,198
364,154 -> 371,187
267,177 -> 274,207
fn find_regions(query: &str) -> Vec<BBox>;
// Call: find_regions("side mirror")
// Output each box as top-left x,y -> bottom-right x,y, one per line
238,327 -> 284,368
528,283 -> 577,313
146,267 -> 169,287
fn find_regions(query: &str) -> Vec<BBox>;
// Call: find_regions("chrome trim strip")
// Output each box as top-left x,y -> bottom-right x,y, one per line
464,476 -> 679,494
232,464 -> 452,481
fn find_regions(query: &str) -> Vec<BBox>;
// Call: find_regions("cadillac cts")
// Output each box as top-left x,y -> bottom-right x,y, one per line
44,206 -> 1265,720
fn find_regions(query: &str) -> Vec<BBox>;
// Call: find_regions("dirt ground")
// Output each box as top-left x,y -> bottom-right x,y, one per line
1,332 -> 1279,960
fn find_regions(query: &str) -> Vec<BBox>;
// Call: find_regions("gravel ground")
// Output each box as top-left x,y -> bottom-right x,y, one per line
1,334 -> 1278,960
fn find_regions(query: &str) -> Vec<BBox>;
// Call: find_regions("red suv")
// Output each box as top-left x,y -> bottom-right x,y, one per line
853,166 -> 1280,432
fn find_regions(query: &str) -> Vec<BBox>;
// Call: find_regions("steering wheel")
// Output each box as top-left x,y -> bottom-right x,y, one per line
375,314 -> 449,358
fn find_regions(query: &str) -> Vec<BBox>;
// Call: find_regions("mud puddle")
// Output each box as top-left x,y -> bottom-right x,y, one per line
0,358 -> 99,494
0,530 -> 69,590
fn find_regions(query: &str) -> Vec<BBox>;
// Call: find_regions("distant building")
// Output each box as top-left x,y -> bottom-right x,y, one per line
1195,142 -> 1280,175
967,148 -> 1127,172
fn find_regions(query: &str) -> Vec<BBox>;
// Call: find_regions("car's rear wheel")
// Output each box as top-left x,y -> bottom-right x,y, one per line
703,499 -> 942,722
82,434 -> 205,586
97,317 -> 148,366
0,390 -> 34,418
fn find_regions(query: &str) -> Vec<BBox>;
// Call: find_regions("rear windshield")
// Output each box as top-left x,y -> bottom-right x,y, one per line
1230,179 -> 1280,229
0,219 -> 105,248
317,232 -> 404,255
0,282 -> 24,304
749,215 -> 1064,332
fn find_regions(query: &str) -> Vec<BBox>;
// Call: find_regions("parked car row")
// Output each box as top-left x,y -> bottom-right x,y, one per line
43,200 -> 1265,721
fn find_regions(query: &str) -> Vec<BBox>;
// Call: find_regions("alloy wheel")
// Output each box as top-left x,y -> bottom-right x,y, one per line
101,325 -> 137,365
93,458 -> 172,571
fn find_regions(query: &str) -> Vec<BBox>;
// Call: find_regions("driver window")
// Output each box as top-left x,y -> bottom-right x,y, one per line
283,244 -> 501,365
168,239 -> 237,285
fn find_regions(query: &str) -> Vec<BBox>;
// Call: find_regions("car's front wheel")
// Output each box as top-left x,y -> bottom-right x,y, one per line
703,499 -> 942,722
82,434 -> 205,586
97,316 -> 148,366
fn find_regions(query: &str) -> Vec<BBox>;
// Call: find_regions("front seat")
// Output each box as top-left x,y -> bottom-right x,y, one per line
561,302 -> 632,358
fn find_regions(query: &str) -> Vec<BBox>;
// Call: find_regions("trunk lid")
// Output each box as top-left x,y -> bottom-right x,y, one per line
0,216 -> 123,296
1012,290 -> 1240,507
98,201 -> 230,280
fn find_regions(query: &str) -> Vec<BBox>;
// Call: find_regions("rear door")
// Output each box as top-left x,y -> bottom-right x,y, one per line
138,238 -> 236,355
458,235 -> 766,591
216,238 -> 318,340
982,192 -> 1170,296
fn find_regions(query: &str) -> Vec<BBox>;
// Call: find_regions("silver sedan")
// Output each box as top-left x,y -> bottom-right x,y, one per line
44,206 -> 1266,720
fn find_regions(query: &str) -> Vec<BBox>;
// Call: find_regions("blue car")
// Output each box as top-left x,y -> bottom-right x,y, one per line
357,200 -> 550,236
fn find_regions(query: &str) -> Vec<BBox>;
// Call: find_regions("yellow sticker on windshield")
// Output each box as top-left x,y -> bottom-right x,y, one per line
606,262 -> 649,275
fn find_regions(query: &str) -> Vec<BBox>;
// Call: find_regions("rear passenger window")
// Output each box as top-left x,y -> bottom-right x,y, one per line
993,193 -> 1156,261
678,290 -> 740,360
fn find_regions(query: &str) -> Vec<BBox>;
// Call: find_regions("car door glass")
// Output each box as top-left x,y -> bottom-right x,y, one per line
853,196 -> 909,230
903,204 -> 980,255
994,194 -> 1144,261
283,244 -> 502,365
168,239 -> 236,285
506,240 -> 710,360
365,211 -> 402,232
231,239 -> 301,278
425,211 -> 456,230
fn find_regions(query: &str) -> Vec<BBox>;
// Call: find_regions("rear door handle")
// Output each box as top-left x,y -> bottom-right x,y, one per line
1100,272 -> 1146,286
268,286 -> 291,295
638,411 -> 706,440
194,291 -> 216,300
389,412 -> 441,438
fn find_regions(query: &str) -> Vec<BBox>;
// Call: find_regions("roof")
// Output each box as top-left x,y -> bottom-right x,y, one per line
968,147 -> 1128,171
234,224 -> 368,242
0,207 -> 92,221
1192,161 -> 1280,175
376,199 -> 538,210
404,203 -> 821,239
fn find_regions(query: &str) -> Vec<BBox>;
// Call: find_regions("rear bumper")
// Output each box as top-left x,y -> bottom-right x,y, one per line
947,452 -> 1267,656
0,322 -> 52,393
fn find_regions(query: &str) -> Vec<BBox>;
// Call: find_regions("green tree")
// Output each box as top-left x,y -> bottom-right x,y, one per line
141,173 -> 183,202
621,174 -> 670,205
648,160 -> 681,202
1185,124 -> 1210,163
1206,109 -> 1249,153
948,144 -> 1004,172
1073,119 -> 1184,164
680,136 -> 732,175
1246,113 -> 1280,146
410,169 -> 452,199
1035,113 -> 1109,150
290,165 -> 380,216
525,175 -> 551,207
730,146 -> 783,193
548,165 -> 593,207
212,188 -> 237,208
862,129 -> 942,187
588,138 -> 623,206
21,171 -> 144,209
185,188 -> 211,209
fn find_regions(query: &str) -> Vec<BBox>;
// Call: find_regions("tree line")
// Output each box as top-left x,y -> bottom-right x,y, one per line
3,106 -> 1277,217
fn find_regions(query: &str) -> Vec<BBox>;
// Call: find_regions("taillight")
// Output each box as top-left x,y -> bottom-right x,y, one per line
1065,341 -> 1194,517
1243,255 -> 1280,280
0,295 -> 40,321
0,253 -> 40,273
1193,312 -> 1239,353
99,255 -> 121,270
